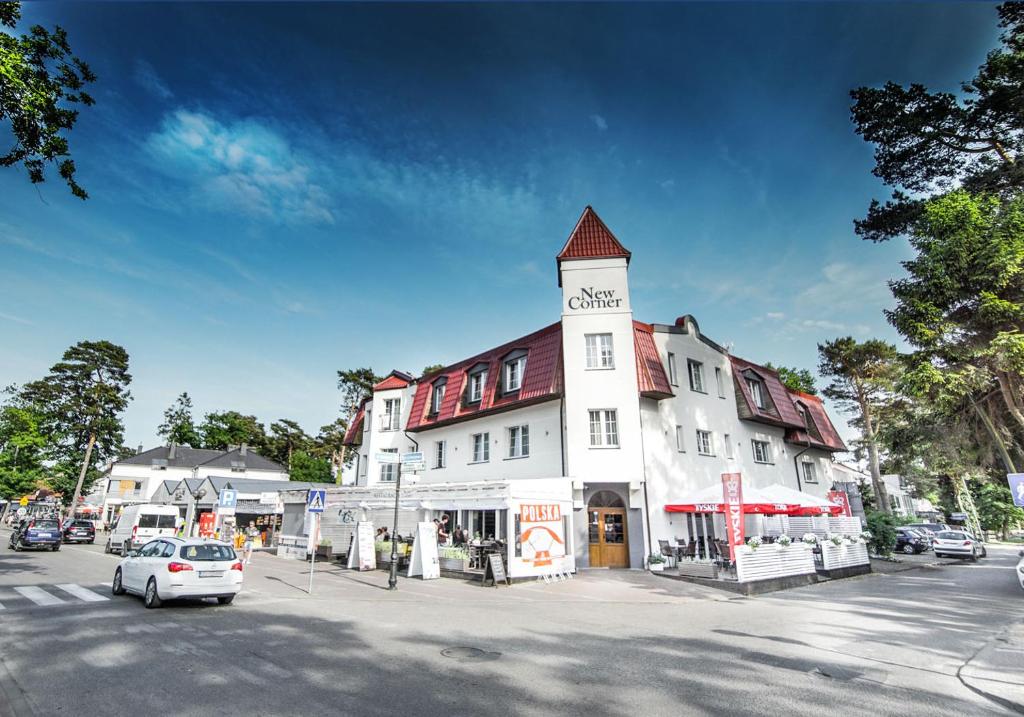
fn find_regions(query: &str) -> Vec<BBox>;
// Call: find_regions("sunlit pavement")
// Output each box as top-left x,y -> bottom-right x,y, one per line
0,529 -> 1021,716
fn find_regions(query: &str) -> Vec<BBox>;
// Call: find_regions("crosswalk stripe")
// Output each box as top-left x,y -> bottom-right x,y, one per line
13,586 -> 66,606
55,583 -> 109,602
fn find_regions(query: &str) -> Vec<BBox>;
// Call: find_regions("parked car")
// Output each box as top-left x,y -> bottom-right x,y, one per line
8,517 -> 62,551
895,529 -> 930,554
1017,550 -> 1024,591
905,523 -> 949,542
933,530 -> 987,560
112,537 -> 243,609
61,519 -> 96,544
105,504 -> 180,555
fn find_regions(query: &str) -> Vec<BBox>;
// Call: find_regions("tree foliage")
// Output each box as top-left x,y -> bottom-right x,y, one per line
0,401 -> 46,499
266,418 -> 311,469
156,392 -> 201,447
336,368 -> 380,412
20,340 -> 131,505
0,1 -> 96,198
197,410 -> 267,452
763,363 -> 817,395
288,450 -> 331,483
866,510 -> 898,556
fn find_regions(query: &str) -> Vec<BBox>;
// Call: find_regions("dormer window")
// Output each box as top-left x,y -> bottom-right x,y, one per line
502,351 -> 528,394
795,401 -> 824,442
230,460 -> 245,472
465,363 -> 488,404
746,377 -> 766,409
430,378 -> 447,415
151,458 -> 168,470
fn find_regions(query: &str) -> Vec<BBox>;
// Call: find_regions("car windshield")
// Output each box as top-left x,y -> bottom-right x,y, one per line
32,520 -> 59,530
138,514 -> 177,529
73,521 -> 93,528
937,531 -> 965,540
180,544 -> 236,561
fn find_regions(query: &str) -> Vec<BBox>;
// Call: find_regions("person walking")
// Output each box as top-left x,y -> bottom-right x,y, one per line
243,521 -> 258,565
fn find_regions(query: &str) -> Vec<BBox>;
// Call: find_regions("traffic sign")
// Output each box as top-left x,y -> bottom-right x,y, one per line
307,489 -> 326,513
401,451 -> 423,465
19,497 -> 28,507
218,489 -> 238,509
1008,473 -> 1024,508
375,452 -> 400,464
403,461 -> 426,472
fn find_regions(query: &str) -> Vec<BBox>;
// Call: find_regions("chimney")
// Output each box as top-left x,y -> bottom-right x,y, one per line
168,443 -> 177,460
240,443 -> 247,457
136,444 -> 143,455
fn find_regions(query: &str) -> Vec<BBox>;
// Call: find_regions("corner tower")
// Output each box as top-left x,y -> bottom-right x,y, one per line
558,207 -> 646,569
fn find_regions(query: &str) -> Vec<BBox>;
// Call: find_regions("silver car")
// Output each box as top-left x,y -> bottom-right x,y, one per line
932,530 -> 986,560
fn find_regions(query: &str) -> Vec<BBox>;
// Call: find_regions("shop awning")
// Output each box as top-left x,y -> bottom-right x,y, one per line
664,483 -> 842,516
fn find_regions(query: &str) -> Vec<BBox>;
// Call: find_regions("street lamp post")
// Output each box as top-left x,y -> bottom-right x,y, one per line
387,461 -> 403,591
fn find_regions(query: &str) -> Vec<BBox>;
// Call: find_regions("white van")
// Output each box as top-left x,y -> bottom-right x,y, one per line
105,504 -> 180,555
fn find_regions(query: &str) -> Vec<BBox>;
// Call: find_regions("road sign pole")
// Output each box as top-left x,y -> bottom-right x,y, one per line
308,511 -> 319,595
388,461 -> 402,591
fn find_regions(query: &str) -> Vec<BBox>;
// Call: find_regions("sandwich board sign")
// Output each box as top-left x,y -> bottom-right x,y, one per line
406,521 -> 440,579
346,521 -> 376,571
307,489 -> 326,513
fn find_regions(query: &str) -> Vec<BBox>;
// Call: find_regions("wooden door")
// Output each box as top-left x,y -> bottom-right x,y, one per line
588,508 -> 629,568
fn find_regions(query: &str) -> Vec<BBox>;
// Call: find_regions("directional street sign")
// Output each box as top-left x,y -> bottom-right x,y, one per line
375,452 -> 400,464
307,489 -> 326,513
218,489 -> 238,509
1008,473 -> 1024,508
403,462 -> 426,472
401,452 -> 423,465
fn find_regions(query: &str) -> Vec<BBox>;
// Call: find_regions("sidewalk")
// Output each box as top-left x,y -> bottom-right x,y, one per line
959,620 -> 1024,713
869,552 -> 962,574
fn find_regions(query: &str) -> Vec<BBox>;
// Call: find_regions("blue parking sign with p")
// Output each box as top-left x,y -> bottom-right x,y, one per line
219,489 -> 237,508
1008,474 -> 1024,508
307,489 -> 326,513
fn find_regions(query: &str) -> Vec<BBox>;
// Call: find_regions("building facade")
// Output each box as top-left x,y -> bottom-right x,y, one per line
341,207 -> 847,570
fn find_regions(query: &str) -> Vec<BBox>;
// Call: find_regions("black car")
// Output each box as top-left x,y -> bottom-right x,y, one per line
62,519 -> 96,544
8,517 -> 62,551
895,529 -> 929,555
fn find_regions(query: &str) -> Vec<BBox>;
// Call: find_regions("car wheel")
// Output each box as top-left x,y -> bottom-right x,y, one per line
112,568 -> 126,596
52,543 -> 60,552
981,547 -> 987,558
903,544 -> 915,555
935,552 -> 944,558
144,578 -> 162,609
217,595 -> 235,605
13,540 -> 21,552
970,550 -> 978,562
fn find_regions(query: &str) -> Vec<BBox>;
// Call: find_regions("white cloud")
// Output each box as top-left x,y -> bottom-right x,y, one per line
660,179 -> 675,191
0,311 -> 32,326
590,114 -> 608,131
133,60 -> 173,100
765,311 -> 785,320
147,110 -> 335,225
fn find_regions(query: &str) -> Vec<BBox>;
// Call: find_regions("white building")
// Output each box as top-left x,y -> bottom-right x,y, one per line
98,444 -> 287,524
340,207 -> 848,570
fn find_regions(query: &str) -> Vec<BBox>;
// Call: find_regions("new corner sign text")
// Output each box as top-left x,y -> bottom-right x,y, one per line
567,287 -> 623,311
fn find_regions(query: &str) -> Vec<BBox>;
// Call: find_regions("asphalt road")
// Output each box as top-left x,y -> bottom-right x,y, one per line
0,531 -> 1021,717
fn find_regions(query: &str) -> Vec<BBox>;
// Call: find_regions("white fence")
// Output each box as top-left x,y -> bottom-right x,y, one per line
820,541 -> 870,570
734,543 -> 816,583
827,517 -> 864,535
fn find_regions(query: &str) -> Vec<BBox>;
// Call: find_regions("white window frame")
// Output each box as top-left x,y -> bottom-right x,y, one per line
802,461 -> 818,484
431,384 -> 445,414
667,352 -> 678,386
589,409 -> 619,448
688,360 -> 705,393
505,357 -> 526,392
434,440 -> 446,469
715,367 -> 725,398
469,371 -> 486,403
507,425 -> 530,458
381,398 -> 401,431
752,439 -> 771,464
675,425 -> 685,452
696,429 -> 713,456
724,434 -> 734,459
585,333 -> 615,370
747,379 -> 766,409
379,448 -> 398,482
471,432 -> 490,463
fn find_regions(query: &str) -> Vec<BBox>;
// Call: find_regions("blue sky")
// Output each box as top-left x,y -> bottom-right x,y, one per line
0,2 -> 1002,449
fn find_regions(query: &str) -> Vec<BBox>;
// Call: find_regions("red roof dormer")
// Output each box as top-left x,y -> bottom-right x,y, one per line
373,370 -> 414,392
557,206 -> 631,286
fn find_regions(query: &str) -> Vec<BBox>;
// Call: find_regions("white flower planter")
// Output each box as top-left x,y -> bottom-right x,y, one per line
649,563 -> 665,572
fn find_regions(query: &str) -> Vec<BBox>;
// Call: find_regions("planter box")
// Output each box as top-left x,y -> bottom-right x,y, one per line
677,562 -> 718,579
735,543 -> 816,583
315,545 -> 333,559
439,557 -> 469,571
821,541 -> 869,570
649,563 -> 665,572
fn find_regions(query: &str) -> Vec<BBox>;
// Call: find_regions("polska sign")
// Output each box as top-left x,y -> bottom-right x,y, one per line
567,287 -> 623,311
519,504 -> 561,522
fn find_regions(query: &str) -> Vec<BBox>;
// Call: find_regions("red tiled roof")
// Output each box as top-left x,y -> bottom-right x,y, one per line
729,356 -> 805,428
407,323 -> 564,431
634,322 -> 674,399
373,371 -> 414,392
785,391 -> 847,452
342,399 -> 368,446
556,207 -> 631,286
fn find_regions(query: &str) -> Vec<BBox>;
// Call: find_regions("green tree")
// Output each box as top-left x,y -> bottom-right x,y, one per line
310,417 -> 350,477
866,510 -> 898,557
421,364 -> 445,377
288,450 -> 331,483
266,419 -> 311,469
0,402 -> 47,518
198,411 -> 267,452
0,1 -> 96,198
336,367 -> 380,412
974,480 -> 1024,539
850,3 -> 1024,242
156,392 -> 201,447
20,340 -> 131,510
763,363 -> 817,395
819,337 -> 901,514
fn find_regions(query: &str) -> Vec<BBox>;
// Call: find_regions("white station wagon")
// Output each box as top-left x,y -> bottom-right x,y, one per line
113,537 -> 244,608
932,530 -> 987,561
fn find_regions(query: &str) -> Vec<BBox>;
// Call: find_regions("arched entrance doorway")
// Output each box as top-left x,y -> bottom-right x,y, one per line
587,490 -> 629,568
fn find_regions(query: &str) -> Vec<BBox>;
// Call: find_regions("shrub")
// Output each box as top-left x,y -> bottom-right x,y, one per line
866,511 -> 898,556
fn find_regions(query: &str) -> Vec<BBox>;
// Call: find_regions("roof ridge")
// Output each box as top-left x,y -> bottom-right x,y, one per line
556,206 -> 631,262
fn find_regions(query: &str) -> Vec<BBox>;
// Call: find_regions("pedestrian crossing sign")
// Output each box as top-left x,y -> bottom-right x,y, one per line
307,489 -> 326,513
